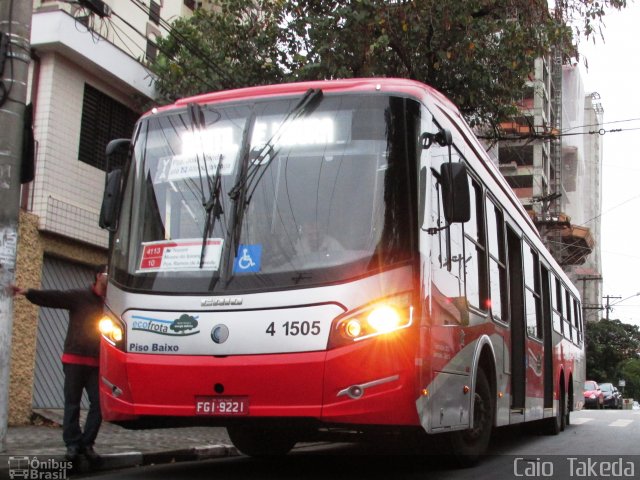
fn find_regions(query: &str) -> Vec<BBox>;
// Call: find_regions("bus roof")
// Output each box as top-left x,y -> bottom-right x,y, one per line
153,77 -> 458,115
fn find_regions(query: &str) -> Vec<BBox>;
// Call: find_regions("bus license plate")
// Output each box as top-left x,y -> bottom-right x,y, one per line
195,396 -> 249,416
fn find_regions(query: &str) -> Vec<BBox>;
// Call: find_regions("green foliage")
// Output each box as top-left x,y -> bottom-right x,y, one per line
585,319 -> 640,396
151,0 -> 287,102
149,0 -> 627,124
284,0 -> 571,126
619,358 -> 640,399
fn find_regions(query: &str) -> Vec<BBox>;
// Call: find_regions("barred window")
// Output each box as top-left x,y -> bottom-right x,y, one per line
78,84 -> 138,172
149,1 -> 161,25
146,36 -> 158,62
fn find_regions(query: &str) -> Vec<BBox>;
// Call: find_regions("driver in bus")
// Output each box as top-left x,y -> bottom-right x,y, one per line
294,221 -> 343,256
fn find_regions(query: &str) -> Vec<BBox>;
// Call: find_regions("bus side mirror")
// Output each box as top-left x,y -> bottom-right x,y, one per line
99,168 -> 122,231
99,138 -> 131,231
106,138 -> 131,157
440,162 -> 470,224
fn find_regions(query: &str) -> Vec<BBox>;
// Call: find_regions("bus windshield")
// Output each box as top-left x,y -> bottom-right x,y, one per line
110,94 -> 417,294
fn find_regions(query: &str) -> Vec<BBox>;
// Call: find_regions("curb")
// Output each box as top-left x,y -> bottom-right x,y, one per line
0,444 -> 238,478
141,444 -> 238,466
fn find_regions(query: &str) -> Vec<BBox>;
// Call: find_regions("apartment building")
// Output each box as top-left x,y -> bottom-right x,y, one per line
495,55 -> 603,326
562,71 -> 604,321
9,0 -> 205,425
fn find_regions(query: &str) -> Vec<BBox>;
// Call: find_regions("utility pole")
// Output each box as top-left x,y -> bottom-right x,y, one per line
0,0 -> 31,453
577,275 -> 603,322
603,295 -> 622,321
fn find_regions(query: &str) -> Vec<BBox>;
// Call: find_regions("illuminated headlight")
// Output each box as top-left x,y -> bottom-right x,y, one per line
99,313 -> 126,350
589,394 -> 596,399
329,294 -> 413,348
367,306 -> 403,333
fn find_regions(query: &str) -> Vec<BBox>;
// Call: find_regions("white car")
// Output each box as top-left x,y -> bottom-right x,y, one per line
633,401 -> 639,410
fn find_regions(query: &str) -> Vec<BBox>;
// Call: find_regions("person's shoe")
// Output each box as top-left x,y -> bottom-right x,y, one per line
82,446 -> 103,467
65,445 -> 80,461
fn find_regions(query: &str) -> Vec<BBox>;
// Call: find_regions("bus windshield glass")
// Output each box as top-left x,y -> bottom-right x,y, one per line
110,94 -> 417,293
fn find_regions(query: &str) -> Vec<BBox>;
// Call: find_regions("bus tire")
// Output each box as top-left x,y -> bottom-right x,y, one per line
448,369 -> 494,466
227,426 -> 297,457
545,384 -> 565,435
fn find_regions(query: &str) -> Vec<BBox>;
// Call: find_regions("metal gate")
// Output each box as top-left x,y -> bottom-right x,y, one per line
32,256 -> 94,409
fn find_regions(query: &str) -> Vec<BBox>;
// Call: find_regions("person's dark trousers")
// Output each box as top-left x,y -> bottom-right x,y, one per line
62,363 -> 102,450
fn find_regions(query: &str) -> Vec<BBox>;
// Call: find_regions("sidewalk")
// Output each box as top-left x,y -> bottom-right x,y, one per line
1,409 -> 237,478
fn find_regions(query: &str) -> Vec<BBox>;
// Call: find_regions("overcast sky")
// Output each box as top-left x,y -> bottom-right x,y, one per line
578,2 -> 640,327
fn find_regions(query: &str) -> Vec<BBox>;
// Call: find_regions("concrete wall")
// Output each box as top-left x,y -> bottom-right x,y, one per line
9,211 -> 106,425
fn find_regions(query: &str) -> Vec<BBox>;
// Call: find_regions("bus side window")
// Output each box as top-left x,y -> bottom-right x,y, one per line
551,275 -> 562,333
573,298 -> 582,345
562,289 -> 572,341
430,149 -> 467,326
445,158 -> 464,279
463,177 -> 487,311
523,244 -> 542,339
430,159 -> 445,268
555,279 -> 564,335
486,197 -> 508,322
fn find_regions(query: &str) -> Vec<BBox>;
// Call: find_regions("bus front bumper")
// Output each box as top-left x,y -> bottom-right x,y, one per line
99,337 -> 419,427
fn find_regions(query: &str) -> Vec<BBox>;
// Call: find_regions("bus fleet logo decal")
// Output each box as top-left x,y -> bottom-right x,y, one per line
132,314 -> 200,336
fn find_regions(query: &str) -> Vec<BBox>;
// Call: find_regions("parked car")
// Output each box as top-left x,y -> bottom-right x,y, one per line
584,380 -> 604,409
633,401 -> 639,411
599,382 -> 622,409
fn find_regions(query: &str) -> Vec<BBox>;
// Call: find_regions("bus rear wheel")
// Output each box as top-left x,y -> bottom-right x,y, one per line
545,385 -> 566,435
448,369 -> 494,466
227,425 -> 297,457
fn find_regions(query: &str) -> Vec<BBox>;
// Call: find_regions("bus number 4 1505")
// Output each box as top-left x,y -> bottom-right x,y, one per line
266,321 -> 321,336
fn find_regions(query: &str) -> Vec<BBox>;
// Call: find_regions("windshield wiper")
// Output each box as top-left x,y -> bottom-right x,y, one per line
200,154 -> 224,268
186,102 -> 225,269
228,88 -> 323,204
225,88 -> 323,262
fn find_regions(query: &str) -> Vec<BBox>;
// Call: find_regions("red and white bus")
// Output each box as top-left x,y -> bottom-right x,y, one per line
98,78 -> 585,463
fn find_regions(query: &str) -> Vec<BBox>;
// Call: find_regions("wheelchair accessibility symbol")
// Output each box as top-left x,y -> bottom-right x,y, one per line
233,244 -> 262,273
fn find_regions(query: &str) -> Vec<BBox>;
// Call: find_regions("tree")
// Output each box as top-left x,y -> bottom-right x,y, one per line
618,358 -> 640,399
585,319 -> 640,385
149,0 -> 627,125
152,1 -> 288,101
285,0 -> 569,126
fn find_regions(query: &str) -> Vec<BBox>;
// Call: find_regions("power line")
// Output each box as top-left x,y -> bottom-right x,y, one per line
105,10 -> 220,94
580,192 -> 640,226
127,1 -> 233,86
561,116 -> 640,133
480,125 -> 640,142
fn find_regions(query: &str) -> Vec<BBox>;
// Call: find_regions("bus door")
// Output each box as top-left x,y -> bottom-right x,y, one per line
506,226 -> 526,416
523,243 -> 544,420
540,265 -> 554,410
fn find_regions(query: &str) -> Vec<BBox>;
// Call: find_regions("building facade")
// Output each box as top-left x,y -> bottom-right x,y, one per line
493,56 -> 603,326
9,0 -> 204,425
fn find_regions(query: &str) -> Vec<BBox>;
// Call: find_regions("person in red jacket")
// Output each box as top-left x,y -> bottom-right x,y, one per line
12,264 -> 108,464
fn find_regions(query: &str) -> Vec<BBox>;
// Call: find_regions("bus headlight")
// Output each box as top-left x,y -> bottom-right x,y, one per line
367,306 -> 403,333
99,313 -> 126,350
328,294 -> 413,348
